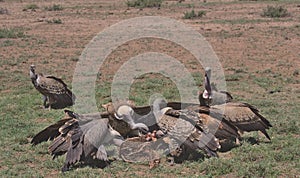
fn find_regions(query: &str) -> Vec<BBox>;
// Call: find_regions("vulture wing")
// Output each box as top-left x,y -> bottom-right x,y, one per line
38,75 -> 75,109
211,102 -> 272,140
181,105 -> 240,140
31,118 -> 73,145
32,110 -> 123,172
159,108 -> 220,157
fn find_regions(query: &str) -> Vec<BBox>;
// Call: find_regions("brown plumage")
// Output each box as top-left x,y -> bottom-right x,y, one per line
146,98 -> 221,158
157,106 -> 220,157
209,102 -> 272,140
30,65 -> 76,109
178,105 -> 241,141
31,110 -> 124,172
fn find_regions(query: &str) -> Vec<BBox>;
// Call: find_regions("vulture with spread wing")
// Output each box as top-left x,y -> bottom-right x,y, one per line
30,65 -> 76,109
31,110 -> 124,172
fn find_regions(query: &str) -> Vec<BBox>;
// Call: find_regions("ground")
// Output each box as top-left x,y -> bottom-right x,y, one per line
0,0 -> 299,177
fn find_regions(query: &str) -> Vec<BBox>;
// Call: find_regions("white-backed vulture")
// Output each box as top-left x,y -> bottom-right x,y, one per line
30,65 -> 76,109
199,67 -> 272,140
31,110 -> 124,172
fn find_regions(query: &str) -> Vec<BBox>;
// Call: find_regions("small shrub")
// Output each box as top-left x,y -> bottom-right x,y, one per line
0,7 -> 8,14
0,28 -> 25,38
23,4 -> 39,11
183,9 -> 206,19
126,0 -> 162,8
46,18 -> 62,24
44,4 -> 63,11
262,6 -> 289,18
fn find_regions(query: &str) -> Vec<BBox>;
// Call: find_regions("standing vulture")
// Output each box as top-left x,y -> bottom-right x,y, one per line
199,67 -> 272,141
30,65 -> 76,109
31,110 -> 124,172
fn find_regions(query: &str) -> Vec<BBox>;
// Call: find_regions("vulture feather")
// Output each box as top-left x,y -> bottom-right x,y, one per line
31,110 -> 124,172
117,100 -> 221,158
30,65 -> 76,109
210,102 -> 272,140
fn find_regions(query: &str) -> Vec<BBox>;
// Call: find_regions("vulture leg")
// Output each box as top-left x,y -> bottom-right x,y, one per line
61,163 -> 70,173
42,95 -> 47,108
96,145 -> 108,161
47,96 -> 52,110
235,137 -> 241,145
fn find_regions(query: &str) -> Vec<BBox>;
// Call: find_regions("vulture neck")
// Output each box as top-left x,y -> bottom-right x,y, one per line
30,69 -> 37,83
152,99 -> 168,122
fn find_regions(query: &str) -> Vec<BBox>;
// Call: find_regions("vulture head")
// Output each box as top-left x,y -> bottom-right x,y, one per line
198,67 -> 212,106
30,64 -> 37,80
115,104 -> 149,133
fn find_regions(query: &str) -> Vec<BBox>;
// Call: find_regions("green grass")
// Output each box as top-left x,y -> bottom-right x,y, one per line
0,28 -> 26,38
262,6 -> 290,18
126,0 -> 163,8
1,60 -> 300,177
183,9 -> 206,19
44,4 -> 63,11
23,4 -> 39,11
46,18 -> 63,24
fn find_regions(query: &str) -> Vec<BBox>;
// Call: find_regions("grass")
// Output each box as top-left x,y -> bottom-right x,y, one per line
262,6 -> 290,18
0,28 -> 26,38
44,4 -> 63,11
0,7 -> 8,14
23,4 -> 39,11
46,18 -> 63,24
126,0 -> 163,8
183,9 -> 206,19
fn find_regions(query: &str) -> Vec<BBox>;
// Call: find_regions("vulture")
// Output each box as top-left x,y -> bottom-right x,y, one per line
121,100 -> 240,143
31,110 -> 124,172
199,67 -> 272,141
199,67 -> 233,106
30,65 -> 76,109
102,101 -> 149,138
114,100 -> 221,158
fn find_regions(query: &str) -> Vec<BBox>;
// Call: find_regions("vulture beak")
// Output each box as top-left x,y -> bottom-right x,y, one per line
115,105 -> 134,120
114,113 -> 123,120
30,65 -> 37,79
